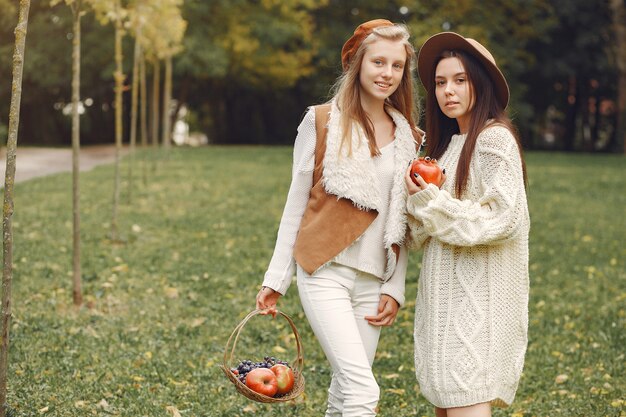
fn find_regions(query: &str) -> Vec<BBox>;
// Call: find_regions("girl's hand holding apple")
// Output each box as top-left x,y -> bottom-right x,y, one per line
405,157 -> 446,195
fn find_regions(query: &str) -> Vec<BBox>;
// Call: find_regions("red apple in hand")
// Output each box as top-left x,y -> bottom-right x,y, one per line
270,364 -> 295,395
410,157 -> 443,185
245,368 -> 278,397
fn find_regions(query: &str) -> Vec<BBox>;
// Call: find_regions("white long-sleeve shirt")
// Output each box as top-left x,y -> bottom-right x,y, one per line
263,108 -> 408,306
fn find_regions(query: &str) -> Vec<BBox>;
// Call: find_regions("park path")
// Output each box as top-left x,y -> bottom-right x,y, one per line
0,145 -> 128,183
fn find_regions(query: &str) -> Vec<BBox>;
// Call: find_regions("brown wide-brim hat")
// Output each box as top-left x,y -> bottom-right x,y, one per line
417,32 -> 509,109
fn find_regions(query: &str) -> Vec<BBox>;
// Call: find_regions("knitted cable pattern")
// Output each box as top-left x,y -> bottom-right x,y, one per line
407,125 -> 530,408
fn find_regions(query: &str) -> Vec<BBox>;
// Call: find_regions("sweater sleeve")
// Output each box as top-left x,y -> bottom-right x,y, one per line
380,245 -> 408,307
262,108 -> 316,295
406,215 -> 431,250
406,126 -> 527,247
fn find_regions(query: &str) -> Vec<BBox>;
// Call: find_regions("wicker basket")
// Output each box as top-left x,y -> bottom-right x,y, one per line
220,309 -> 305,403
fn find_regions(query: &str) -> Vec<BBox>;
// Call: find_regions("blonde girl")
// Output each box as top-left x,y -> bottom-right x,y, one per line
256,20 -> 421,417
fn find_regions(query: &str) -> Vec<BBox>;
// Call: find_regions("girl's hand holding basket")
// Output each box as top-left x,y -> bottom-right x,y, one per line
256,286 -> 281,317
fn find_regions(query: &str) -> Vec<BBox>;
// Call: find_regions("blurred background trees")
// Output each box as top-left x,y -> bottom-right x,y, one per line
0,0 -> 623,152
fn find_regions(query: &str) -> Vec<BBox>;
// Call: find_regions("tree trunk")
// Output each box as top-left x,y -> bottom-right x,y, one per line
139,52 -> 148,185
590,89 -> 601,150
161,56 -> 172,148
0,2 -> 30,416
140,54 -> 148,147
128,33 -> 141,203
71,3 -> 82,307
610,0 -> 626,153
563,75 -> 579,151
579,80 -> 593,152
111,3 -> 124,241
151,60 -> 160,147
172,75 -> 191,135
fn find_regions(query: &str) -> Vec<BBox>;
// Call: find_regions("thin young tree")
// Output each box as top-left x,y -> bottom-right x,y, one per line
91,0 -> 128,241
139,53 -> 148,149
138,2 -> 160,152
139,0 -> 185,149
139,50 -> 148,184
135,0 -> 149,185
70,0 -> 84,304
610,0 -> 626,153
159,1 -> 186,148
51,0 -> 86,306
111,0 -> 125,240
127,1 -> 147,202
0,2 -> 31,415
151,59 -> 160,148
162,55 -> 172,148
128,36 -> 140,202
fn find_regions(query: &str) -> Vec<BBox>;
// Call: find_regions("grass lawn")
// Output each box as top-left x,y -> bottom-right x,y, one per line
4,147 -> 625,416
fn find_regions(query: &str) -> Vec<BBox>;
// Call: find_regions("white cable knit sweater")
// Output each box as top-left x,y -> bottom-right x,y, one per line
406,125 -> 530,408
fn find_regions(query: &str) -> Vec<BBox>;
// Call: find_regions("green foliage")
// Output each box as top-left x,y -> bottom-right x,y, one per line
404,0 -> 557,126
4,148 -> 625,415
89,0 -> 127,26
178,0 -> 324,89
0,2 -> 120,145
521,0 -> 617,150
0,0 -> 622,148
135,0 -> 186,61
49,0 -> 85,16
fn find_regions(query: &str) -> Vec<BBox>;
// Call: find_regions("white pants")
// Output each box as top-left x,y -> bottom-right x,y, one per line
297,263 -> 382,417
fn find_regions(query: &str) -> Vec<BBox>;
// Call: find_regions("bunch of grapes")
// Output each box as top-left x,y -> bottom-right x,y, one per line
231,356 -> 290,384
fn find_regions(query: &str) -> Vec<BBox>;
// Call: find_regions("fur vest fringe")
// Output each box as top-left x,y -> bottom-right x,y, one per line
296,102 -> 418,279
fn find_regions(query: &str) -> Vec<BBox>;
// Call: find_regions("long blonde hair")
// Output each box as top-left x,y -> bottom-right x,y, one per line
331,24 -> 418,156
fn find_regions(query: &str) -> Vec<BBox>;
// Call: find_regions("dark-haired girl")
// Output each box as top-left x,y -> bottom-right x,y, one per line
405,32 -> 530,417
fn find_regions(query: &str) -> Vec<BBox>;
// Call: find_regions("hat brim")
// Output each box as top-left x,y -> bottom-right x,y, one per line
417,32 -> 509,109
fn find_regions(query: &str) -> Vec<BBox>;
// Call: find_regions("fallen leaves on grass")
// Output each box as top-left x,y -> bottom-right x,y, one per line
166,405 -> 182,417
96,399 -> 110,410
272,345 -> 286,353
189,317 -> 206,327
385,388 -> 405,395
555,374 -> 568,384
376,351 -> 392,359
164,287 -> 179,299
611,399 -> 624,408
10,149 -> 625,416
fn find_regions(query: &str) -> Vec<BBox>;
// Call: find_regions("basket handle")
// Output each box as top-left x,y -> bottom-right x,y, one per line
223,309 -> 304,372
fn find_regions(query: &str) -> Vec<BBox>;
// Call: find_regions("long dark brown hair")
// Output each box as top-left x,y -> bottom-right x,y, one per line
425,50 -> 527,198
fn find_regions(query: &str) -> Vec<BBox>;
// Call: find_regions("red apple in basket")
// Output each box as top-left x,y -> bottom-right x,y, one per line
245,368 -> 278,397
410,157 -> 443,185
270,364 -> 295,395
